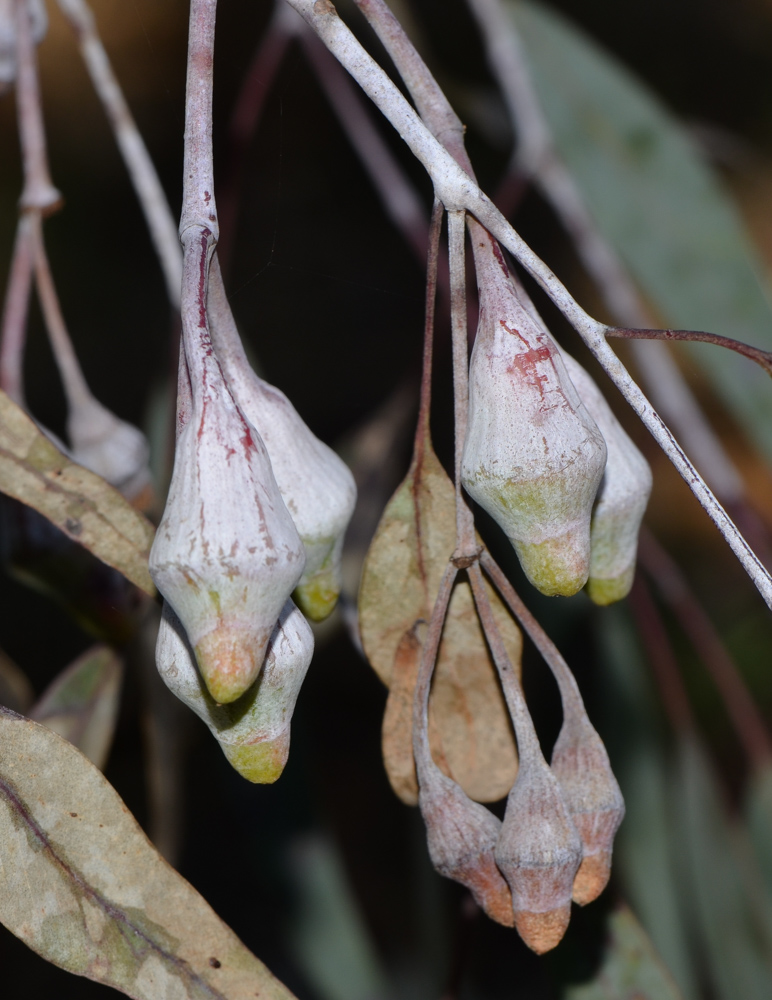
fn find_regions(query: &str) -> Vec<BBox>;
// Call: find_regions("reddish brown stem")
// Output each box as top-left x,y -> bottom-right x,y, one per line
629,575 -> 696,735
414,200 -> 443,456
607,326 -> 772,378
413,563 -> 458,763
639,529 -> 772,768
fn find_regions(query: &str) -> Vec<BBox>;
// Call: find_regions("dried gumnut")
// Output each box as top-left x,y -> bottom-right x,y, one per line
208,260 -> 356,622
461,230 -> 606,596
149,345 -> 305,705
156,598 -> 313,783
559,352 -> 652,605
495,749 -> 582,953
0,0 -> 46,91
550,710 -> 625,906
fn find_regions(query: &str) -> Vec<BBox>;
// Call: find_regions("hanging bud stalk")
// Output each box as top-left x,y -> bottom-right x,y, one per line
0,0 -> 46,92
150,0 -> 305,704
413,565 -> 514,926
207,257 -> 356,622
461,226 -> 607,596
156,599 -> 313,783
481,551 -> 625,906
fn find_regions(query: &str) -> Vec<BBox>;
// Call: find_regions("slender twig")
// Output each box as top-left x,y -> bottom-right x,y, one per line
56,0 -> 182,308
13,0 -> 62,213
413,563 -> 458,762
608,327 -> 772,378
629,574 -> 696,735
0,215 -> 34,405
281,0 -> 772,612
639,529 -> 772,768
414,199 -> 443,453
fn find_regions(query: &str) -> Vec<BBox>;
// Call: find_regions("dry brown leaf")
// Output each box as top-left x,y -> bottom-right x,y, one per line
30,645 -> 123,770
0,391 -> 156,595
360,438 -> 520,804
0,706 -> 296,999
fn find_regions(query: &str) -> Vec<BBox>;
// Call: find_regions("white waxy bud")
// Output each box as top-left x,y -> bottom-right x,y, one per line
208,262 -> 356,622
418,756 -> 514,927
558,352 -> 652,604
68,395 -> 152,503
550,711 -> 625,906
495,751 -> 583,953
149,358 -> 306,705
156,599 -> 313,783
0,0 -> 46,90
461,236 -> 606,596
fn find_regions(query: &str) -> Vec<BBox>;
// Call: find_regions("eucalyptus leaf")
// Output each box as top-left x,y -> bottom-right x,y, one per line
0,706 -> 295,999
0,390 -> 156,595
359,437 -> 519,804
565,905 -> 684,1000
508,0 -> 772,459
30,645 -> 123,770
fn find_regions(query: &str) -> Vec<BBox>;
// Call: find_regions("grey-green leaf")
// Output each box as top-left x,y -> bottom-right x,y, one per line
30,645 -> 123,770
508,0 -> 772,460
0,706 -> 296,999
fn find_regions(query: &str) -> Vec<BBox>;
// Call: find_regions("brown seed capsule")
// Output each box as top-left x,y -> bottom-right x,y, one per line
495,752 -> 582,953
461,232 -> 606,597
550,712 -> 625,906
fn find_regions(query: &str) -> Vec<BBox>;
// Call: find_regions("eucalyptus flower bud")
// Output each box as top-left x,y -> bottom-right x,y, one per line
461,241 -> 606,596
418,748 -> 514,926
149,370 -> 306,705
68,395 -> 152,503
550,711 -> 625,905
208,261 -> 355,621
0,0 -> 46,91
156,599 -> 313,783
559,352 -> 652,605
495,751 -> 582,953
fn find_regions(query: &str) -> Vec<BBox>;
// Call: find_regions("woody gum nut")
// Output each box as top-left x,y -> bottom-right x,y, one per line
208,264 -> 356,622
461,238 -> 606,597
495,755 -> 582,953
419,760 -> 514,926
156,599 -> 313,783
149,383 -> 306,704
559,353 -> 652,605
550,714 -> 625,906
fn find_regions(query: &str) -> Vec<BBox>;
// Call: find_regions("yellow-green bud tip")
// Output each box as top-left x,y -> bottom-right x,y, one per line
586,564 -> 635,606
514,528 -> 590,597
221,731 -> 290,783
294,566 -> 340,623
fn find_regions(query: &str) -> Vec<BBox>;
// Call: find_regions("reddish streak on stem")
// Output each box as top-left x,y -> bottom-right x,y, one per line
606,327 -> 772,377
629,574 -> 696,735
639,528 -> 772,768
414,200 -> 443,455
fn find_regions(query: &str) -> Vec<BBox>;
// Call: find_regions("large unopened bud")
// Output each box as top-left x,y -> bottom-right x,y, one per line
208,261 -> 355,621
558,353 -> 652,604
461,234 -> 606,596
495,750 -> 582,953
550,710 -> 624,906
149,363 -> 306,704
156,600 -> 313,783
68,395 -> 152,504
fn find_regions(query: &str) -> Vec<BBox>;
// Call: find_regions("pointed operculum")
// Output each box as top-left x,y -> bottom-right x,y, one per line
208,294 -> 356,622
550,713 -> 625,906
156,598 -> 313,782
495,753 -> 582,953
461,240 -> 606,597
149,379 -> 306,704
419,761 -> 514,926
559,353 -> 652,605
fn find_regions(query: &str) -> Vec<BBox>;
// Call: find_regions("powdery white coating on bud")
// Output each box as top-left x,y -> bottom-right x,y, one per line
559,352 -> 652,605
208,263 -> 356,622
68,396 -> 151,502
418,758 -> 514,927
461,236 -> 606,596
495,753 -> 583,954
149,373 -> 306,705
0,0 -> 46,88
550,711 -> 625,906
156,600 -> 313,783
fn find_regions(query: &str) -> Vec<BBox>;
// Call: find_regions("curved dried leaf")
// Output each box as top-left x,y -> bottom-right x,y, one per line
30,645 -> 123,770
0,391 -> 156,595
360,440 -> 520,803
565,905 -> 684,1000
0,646 -> 34,713
0,706 -> 295,1000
